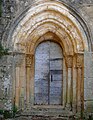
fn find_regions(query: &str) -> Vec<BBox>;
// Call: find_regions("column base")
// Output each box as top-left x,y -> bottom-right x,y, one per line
66,103 -> 72,111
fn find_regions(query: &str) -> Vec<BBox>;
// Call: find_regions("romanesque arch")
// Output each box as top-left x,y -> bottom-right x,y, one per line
6,0 -> 91,112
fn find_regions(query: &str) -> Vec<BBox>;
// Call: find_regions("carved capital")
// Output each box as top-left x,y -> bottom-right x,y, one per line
26,54 -> 33,67
76,54 -> 84,68
66,56 -> 73,68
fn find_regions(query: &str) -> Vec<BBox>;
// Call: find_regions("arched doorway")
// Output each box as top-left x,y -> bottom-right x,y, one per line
7,0 -> 91,113
34,41 -> 63,105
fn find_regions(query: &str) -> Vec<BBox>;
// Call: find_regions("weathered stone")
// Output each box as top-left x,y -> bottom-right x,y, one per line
0,0 -> 93,118
84,52 -> 93,112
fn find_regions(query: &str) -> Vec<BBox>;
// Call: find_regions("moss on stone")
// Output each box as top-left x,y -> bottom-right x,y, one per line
0,43 -> 9,58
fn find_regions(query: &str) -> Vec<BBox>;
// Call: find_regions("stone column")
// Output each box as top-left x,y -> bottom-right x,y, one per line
63,58 -> 67,107
72,56 -> 77,112
19,58 -> 26,109
76,54 -> 84,113
15,54 -> 25,109
26,54 -> 33,107
66,56 -> 73,110
12,55 -> 16,107
15,66 -> 20,107
30,55 -> 35,106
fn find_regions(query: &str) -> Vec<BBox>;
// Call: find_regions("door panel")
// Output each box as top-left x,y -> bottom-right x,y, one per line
35,42 -> 49,105
34,41 -> 63,105
49,42 -> 63,105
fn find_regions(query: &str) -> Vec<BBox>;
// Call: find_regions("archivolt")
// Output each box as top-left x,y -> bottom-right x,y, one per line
23,22 -> 74,55
11,0 -> 89,55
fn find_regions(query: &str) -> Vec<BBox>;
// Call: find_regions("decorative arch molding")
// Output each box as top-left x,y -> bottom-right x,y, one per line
31,32 -> 66,55
4,0 -> 91,112
5,0 -> 92,52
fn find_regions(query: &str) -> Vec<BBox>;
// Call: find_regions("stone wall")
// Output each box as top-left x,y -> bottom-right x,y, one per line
0,0 -> 93,113
84,52 -> 93,113
0,55 -> 14,110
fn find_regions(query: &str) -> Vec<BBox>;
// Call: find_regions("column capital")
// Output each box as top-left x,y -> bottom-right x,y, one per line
76,53 -> 84,68
26,54 -> 33,67
66,55 -> 73,68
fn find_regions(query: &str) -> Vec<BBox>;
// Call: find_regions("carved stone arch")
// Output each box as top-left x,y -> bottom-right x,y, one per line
31,32 -> 65,54
25,30 -> 74,56
5,0 -> 91,52
5,0 -> 92,113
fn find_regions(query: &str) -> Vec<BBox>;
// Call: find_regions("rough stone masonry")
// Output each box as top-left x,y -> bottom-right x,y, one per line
0,0 -> 93,119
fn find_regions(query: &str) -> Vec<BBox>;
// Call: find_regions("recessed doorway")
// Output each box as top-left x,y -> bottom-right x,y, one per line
34,41 -> 63,105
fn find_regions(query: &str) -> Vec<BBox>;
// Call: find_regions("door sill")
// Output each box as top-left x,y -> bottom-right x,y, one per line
33,105 -> 64,109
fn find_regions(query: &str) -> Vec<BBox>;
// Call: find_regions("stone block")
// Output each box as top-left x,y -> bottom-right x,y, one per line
84,101 -> 93,112
84,88 -> 93,100
84,78 -> 93,89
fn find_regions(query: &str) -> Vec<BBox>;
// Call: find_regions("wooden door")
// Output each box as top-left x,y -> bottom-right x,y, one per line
34,41 -> 63,105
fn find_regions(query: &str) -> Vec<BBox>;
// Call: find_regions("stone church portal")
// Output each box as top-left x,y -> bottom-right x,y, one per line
8,0 -> 87,112
1,0 -> 93,119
